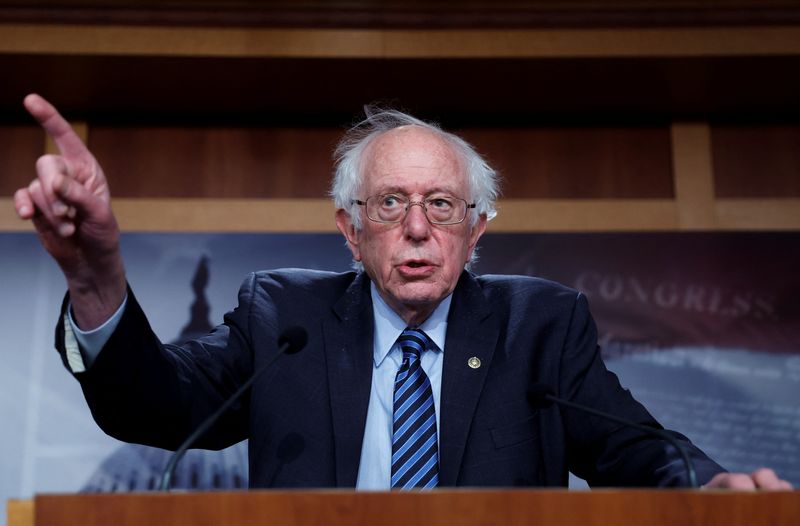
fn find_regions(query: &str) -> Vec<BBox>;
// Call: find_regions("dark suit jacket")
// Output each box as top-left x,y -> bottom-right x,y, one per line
57,269 -> 723,488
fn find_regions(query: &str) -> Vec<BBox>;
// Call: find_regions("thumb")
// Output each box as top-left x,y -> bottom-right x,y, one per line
53,172 -> 110,223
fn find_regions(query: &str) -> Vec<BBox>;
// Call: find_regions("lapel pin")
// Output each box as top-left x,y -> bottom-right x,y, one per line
467,357 -> 481,369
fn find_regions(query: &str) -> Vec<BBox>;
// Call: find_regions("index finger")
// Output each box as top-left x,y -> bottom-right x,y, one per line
23,93 -> 90,158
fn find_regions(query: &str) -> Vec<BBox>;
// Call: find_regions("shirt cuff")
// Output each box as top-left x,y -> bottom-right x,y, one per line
65,294 -> 128,373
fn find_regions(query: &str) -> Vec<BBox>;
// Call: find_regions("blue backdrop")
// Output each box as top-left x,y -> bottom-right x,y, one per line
2,231 -> 797,519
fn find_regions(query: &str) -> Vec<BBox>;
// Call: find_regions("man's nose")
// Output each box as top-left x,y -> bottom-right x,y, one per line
403,202 -> 431,239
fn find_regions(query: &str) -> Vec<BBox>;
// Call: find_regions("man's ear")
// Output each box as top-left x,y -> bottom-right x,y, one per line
335,208 -> 362,262
466,214 -> 488,261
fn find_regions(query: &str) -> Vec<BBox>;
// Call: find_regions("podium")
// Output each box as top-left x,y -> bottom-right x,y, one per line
9,490 -> 800,526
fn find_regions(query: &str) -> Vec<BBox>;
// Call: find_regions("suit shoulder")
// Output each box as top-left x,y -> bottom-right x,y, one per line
474,273 -> 581,304
475,274 -> 578,296
250,268 -> 358,297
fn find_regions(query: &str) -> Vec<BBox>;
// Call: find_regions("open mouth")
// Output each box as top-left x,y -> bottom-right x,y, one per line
401,259 -> 434,268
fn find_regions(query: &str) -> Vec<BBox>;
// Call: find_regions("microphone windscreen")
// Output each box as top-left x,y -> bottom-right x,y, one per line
278,326 -> 308,355
527,383 -> 556,409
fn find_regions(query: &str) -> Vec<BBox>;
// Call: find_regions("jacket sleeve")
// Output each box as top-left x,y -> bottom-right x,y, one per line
54,276 -> 264,451
559,292 -> 725,487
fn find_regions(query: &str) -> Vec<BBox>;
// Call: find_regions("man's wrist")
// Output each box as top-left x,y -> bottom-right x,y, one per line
66,260 -> 127,330
67,292 -> 128,371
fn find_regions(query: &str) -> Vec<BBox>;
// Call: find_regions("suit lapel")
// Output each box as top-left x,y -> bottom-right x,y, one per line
439,272 -> 499,486
322,272 -> 374,487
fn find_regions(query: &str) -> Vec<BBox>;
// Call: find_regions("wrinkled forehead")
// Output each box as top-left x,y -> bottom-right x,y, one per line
361,125 -> 467,195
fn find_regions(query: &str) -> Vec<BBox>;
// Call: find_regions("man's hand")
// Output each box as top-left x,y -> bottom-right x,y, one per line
706,468 -> 793,490
13,94 -> 126,330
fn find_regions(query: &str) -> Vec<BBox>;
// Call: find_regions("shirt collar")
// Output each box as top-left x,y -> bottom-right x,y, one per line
371,282 -> 452,367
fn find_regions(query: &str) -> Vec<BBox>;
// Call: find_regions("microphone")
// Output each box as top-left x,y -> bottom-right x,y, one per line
159,326 -> 308,491
527,383 -> 698,488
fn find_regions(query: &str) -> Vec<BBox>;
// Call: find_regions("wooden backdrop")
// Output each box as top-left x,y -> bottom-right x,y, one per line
0,0 -> 798,233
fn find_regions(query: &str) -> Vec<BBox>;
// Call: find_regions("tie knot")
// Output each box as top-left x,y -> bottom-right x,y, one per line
397,328 -> 432,360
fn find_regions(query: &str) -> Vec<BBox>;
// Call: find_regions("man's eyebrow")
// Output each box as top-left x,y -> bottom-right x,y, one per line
374,186 -> 405,195
373,186 -> 458,196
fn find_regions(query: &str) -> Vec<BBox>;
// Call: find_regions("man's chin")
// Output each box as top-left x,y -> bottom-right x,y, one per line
391,283 -> 448,307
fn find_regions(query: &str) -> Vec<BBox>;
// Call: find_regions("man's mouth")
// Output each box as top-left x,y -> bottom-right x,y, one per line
397,259 -> 436,278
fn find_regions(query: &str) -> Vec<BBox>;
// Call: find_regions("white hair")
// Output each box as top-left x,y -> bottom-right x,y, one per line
330,106 -> 499,231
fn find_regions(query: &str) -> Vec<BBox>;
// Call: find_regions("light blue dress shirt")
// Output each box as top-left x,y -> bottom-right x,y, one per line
67,281 -> 451,491
356,283 -> 449,490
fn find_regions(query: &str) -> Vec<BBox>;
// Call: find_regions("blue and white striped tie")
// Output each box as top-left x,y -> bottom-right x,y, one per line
391,328 -> 439,489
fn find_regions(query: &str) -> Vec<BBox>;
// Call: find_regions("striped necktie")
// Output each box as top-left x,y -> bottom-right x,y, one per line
391,328 -> 439,489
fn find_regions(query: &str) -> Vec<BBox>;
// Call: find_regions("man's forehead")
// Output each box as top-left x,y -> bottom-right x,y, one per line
371,125 -> 456,158
363,126 -> 464,185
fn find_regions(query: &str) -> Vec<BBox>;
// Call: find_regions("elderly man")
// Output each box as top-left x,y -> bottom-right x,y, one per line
14,94 -> 791,490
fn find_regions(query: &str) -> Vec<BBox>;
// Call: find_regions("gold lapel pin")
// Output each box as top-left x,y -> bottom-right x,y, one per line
467,357 -> 481,369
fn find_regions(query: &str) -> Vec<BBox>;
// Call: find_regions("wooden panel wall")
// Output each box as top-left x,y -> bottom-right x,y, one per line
712,125 -> 800,198
0,20 -> 798,232
82,125 -> 675,200
3,120 -> 799,231
90,126 -> 340,198
460,127 -> 673,199
0,125 -> 42,195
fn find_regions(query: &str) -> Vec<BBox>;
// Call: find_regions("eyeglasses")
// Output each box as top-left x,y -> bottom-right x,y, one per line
352,194 -> 476,225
